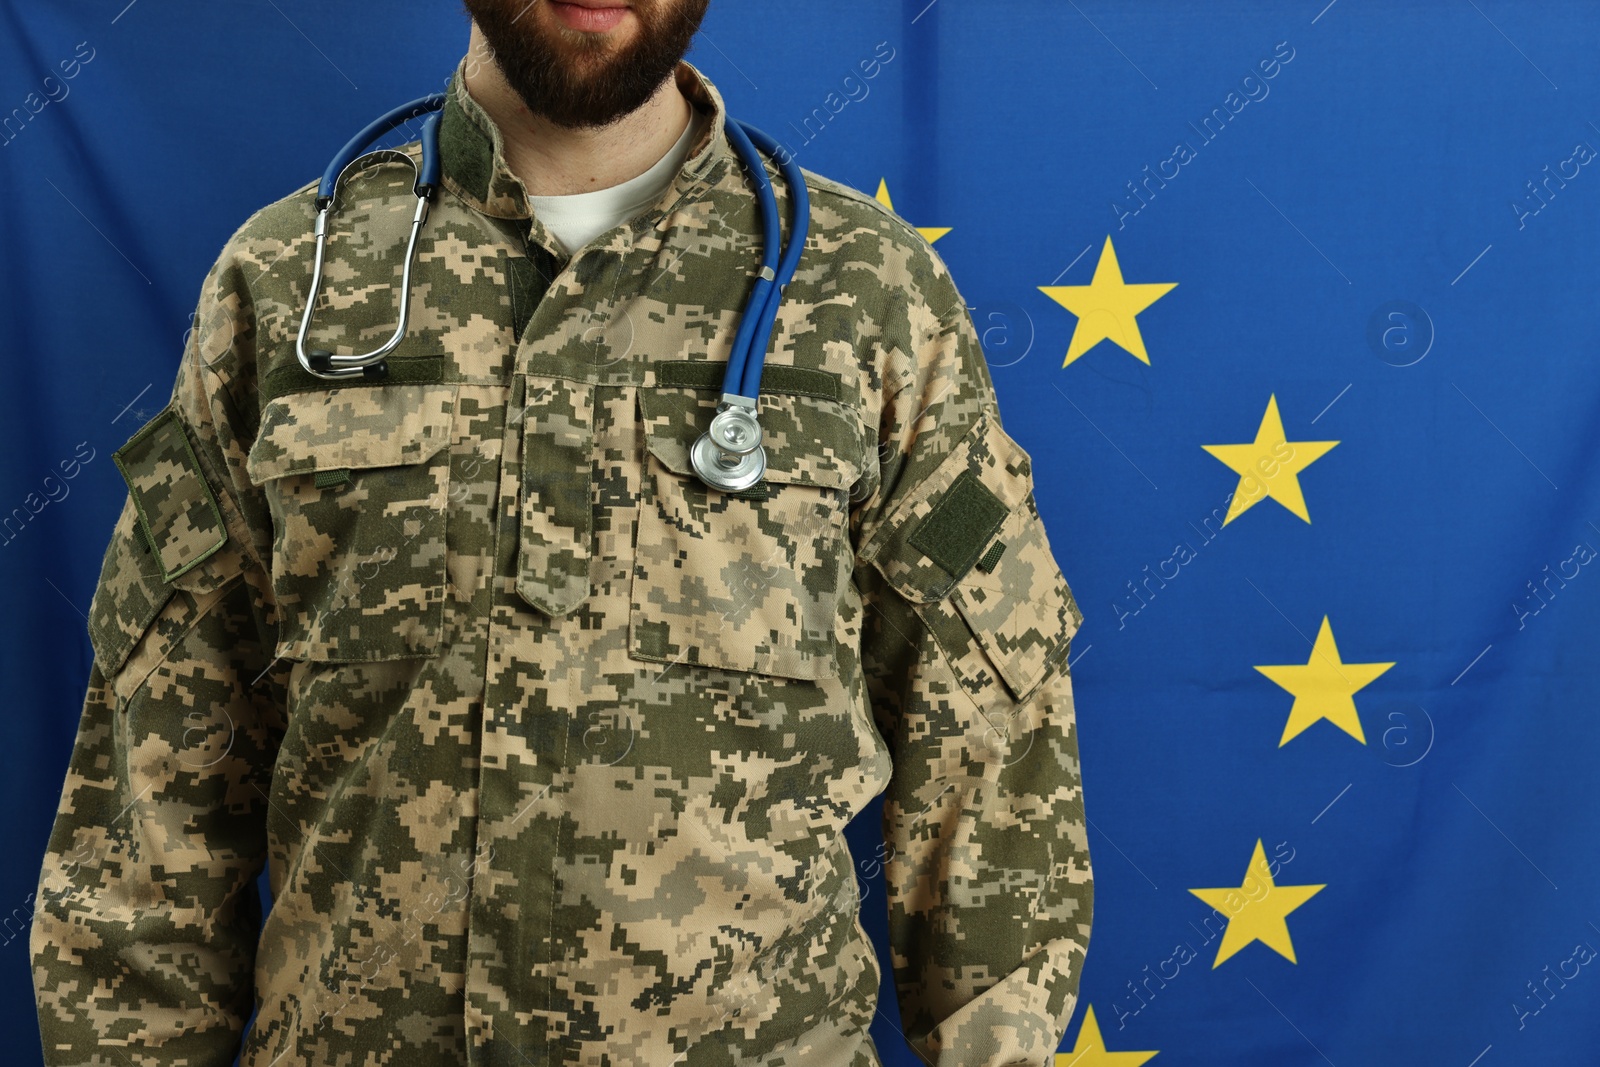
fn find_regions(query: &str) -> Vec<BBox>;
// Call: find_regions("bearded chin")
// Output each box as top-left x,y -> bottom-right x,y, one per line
462,0 -> 710,130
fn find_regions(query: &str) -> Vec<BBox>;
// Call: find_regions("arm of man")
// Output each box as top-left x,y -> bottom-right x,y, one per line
853,248 -> 1092,1067
30,248 -> 287,1066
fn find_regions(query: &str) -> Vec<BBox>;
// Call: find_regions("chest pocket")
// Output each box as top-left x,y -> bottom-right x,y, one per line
245,381 -> 458,662
630,372 -> 866,682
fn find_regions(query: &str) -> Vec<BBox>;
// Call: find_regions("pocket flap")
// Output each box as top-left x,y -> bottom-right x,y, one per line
950,492 -> 1083,702
638,373 -> 864,492
861,412 -> 1082,703
87,496 -> 242,702
87,494 -> 181,682
246,382 -> 457,484
93,402 -> 250,694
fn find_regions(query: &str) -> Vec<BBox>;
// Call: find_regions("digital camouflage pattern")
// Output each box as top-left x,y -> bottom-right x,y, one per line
31,53 -> 1091,1067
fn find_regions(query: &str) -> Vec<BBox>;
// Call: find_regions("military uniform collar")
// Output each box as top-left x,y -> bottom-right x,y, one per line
437,54 -> 735,259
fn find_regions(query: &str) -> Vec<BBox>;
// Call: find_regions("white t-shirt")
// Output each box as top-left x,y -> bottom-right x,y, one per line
528,105 -> 710,257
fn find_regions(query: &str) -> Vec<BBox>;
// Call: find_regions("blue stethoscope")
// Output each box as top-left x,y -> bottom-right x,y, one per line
295,93 -> 809,493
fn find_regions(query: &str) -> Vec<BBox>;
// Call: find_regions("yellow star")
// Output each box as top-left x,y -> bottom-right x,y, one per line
1255,616 -> 1396,746
1202,394 -> 1338,525
1189,840 -> 1325,968
1038,236 -> 1177,367
874,179 -> 951,245
1056,1005 -> 1159,1066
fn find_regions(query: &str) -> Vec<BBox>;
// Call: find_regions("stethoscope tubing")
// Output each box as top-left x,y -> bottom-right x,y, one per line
316,93 -> 445,207
297,90 -> 803,492
723,118 -> 810,401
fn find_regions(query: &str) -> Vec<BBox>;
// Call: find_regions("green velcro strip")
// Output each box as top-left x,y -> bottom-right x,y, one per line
908,468 -> 1010,582
656,360 -> 841,402
261,354 -> 446,406
728,479 -> 771,501
975,538 -> 1007,573
313,467 -> 352,489
111,405 -> 229,584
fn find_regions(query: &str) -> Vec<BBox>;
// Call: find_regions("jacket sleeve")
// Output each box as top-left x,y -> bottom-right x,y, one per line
851,251 -> 1092,1067
30,253 -> 287,1066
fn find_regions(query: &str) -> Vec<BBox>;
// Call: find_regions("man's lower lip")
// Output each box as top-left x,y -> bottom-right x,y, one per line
549,2 -> 629,32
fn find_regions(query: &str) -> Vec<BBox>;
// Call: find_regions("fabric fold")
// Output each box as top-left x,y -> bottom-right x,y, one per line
515,373 -> 595,617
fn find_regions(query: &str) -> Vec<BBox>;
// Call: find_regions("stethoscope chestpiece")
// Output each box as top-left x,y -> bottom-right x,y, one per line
690,393 -> 766,492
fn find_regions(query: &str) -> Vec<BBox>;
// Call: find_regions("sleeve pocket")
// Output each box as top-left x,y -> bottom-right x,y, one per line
859,412 -> 1083,705
111,403 -> 228,583
89,403 -> 243,705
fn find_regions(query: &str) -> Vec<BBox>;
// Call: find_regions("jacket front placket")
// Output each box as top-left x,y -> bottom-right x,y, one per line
514,366 -> 596,618
455,68 -> 734,1062
465,223 -> 637,1067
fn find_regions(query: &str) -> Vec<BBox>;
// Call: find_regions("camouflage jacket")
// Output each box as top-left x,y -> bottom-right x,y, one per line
31,54 -> 1090,1067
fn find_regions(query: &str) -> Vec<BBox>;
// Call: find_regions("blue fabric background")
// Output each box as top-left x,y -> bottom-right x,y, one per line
6,2 -> 1600,1063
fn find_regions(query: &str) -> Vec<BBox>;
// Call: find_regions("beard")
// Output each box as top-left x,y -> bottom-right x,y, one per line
460,0 -> 711,129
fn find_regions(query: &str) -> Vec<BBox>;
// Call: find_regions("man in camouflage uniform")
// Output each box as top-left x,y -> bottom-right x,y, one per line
30,1 -> 1091,1064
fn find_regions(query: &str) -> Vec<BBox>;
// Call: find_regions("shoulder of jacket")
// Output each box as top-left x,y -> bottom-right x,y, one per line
221,176 -> 320,259
800,165 -> 920,246
799,165 -> 965,320
217,138 -> 428,267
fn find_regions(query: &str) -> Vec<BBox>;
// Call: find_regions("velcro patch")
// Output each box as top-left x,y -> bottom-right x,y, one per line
260,353 -> 445,406
907,467 -> 1010,581
654,360 -> 843,402
111,404 -> 228,583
